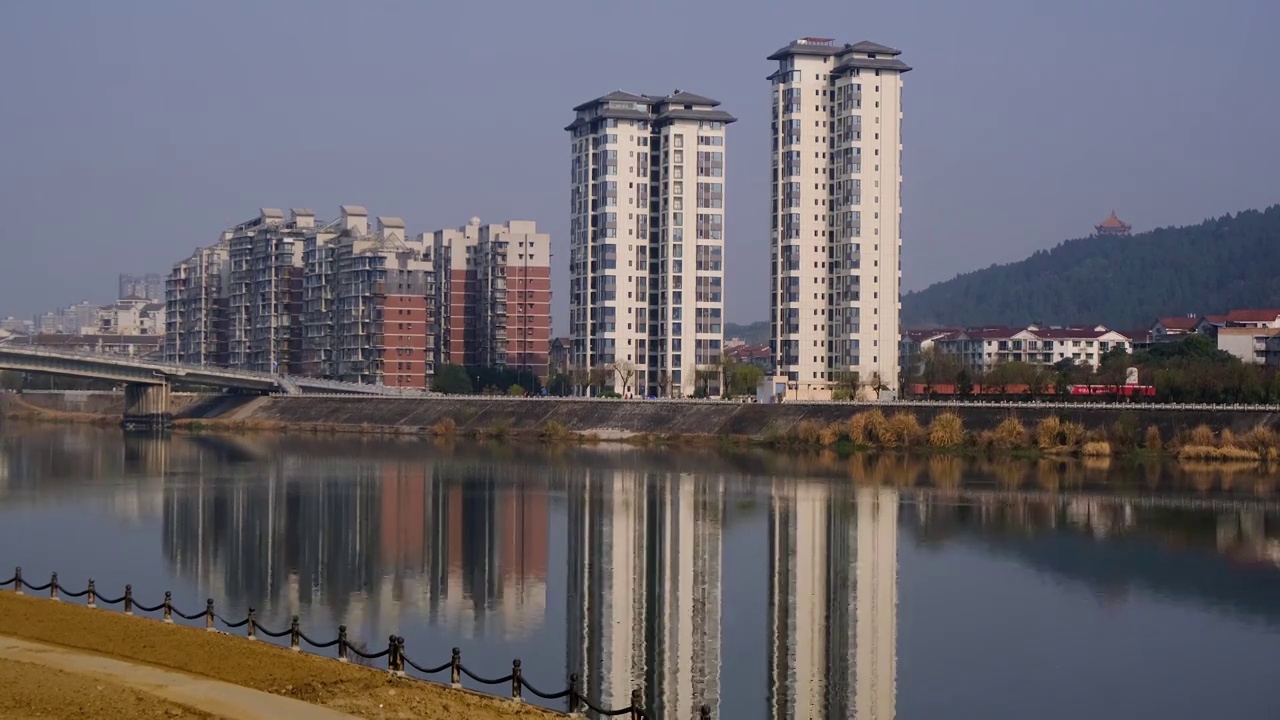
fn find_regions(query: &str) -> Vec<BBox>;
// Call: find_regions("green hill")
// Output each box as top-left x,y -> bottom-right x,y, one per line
902,205 -> 1280,330
725,321 -> 769,344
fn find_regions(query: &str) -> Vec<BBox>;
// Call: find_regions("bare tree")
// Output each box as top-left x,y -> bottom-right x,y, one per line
570,366 -> 589,397
588,365 -> 613,395
610,360 -> 636,397
656,370 -> 674,398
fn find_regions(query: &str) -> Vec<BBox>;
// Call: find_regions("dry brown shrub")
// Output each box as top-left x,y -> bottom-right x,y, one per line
1219,428 -> 1239,449
1035,416 -> 1062,449
886,412 -> 925,447
1059,422 -> 1087,448
989,417 -> 1028,449
848,409 -> 889,446
927,412 -> 965,447
819,423 -> 844,447
793,420 -> 824,446
430,417 -> 457,437
1241,426 -> 1279,460
1144,425 -> 1162,452
1081,441 -> 1113,457
1189,424 -> 1215,446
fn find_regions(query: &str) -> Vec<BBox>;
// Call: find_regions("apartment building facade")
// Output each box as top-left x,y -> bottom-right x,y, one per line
768,38 -> 909,399
567,90 -> 733,397
432,217 -> 551,383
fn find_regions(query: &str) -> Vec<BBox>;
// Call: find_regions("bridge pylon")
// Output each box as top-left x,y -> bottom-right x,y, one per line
122,382 -> 171,431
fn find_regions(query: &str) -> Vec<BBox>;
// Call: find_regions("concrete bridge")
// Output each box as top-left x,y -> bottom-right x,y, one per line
0,345 -> 415,429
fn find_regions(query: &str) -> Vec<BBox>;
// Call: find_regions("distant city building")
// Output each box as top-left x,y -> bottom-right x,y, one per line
768,38 -> 910,400
118,273 -> 166,303
0,317 -> 31,334
31,332 -> 162,357
98,298 -> 165,336
225,209 -> 310,374
567,90 -> 734,397
1094,210 -> 1132,237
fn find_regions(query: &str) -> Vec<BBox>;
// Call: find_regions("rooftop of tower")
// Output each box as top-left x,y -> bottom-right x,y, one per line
767,38 -> 911,72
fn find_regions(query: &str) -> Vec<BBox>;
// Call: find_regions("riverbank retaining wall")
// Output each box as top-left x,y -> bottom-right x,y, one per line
213,396 -> 1280,439
7,392 -> 1280,439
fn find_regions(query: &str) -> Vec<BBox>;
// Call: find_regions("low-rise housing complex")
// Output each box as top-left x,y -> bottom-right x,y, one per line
163,207 -> 550,389
901,325 -> 1132,373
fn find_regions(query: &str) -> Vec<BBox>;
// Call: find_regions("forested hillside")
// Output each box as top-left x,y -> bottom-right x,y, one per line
902,205 -> 1280,330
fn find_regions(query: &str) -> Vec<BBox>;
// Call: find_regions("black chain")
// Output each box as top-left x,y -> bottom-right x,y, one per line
298,631 -> 338,649
174,607 -> 206,621
21,579 -> 52,592
56,583 -> 90,599
518,677 -> 571,701
214,613 -> 248,629
133,600 -> 164,613
401,653 -> 451,675
251,621 -> 291,639
459,664 -> 514,685
347,643 -> 389,660
94,592 -> 125,605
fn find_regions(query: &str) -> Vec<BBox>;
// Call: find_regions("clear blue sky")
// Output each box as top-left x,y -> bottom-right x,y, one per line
2,0 -> 1277,329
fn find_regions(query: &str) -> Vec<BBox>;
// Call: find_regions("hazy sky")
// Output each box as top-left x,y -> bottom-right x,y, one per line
2,1 -> 1277,328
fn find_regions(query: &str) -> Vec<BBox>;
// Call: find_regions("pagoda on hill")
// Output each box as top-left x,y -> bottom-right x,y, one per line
1095,210 -> 1132,237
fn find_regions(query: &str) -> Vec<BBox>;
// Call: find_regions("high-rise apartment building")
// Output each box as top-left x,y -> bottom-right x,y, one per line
119,273 -> 166,303
768,38 -> 909,399
432,217 -> 551,383
224,209 -> 311,373
567,91 -> 734,397
165,240 -> 231,365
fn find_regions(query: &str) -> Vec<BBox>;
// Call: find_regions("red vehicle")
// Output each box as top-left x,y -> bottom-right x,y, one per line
1067,384 -> 1156,398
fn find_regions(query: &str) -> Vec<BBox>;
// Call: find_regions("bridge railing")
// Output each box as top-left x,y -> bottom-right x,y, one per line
0,569 -> 705,719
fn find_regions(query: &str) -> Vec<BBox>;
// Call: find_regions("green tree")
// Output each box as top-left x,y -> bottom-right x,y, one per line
432,364 -> 473,394
507,384 -> 526,397
729,364 -> 765,398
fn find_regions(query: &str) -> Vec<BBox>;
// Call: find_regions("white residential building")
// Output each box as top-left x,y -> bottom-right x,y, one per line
928,325 -> 1131,372
768,38 -> 909,400
567,91 -> 734,397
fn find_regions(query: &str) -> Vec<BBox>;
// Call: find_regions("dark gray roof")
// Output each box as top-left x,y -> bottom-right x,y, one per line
646,90 -> 721,107
655,108 -> 737,125
563,106 -> 654,132
572,90 -> 651,112
846,40 -> 902,56
768,40 -> 845,61
834,57 -> 912,73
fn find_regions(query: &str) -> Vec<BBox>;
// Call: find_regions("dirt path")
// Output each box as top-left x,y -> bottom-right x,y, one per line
0,592 -> 562,720
0,636 -> 352,719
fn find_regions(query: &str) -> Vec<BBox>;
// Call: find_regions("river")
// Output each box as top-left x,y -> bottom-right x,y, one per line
0,422 -> 1278,719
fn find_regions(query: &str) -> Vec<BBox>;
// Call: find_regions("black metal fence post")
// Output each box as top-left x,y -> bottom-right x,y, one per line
289,616 -> 300,651
630,688 -> 645,719
163,591 -> 173,623
337,625 -> 348,663
395,636 -> 406,676
86,579 -> 96,609
699,705 -> 711,719
511,659 -> 522,701
12,567 -> 20,595
450,647 -> 461,687
386,635 -> 398,673
246,608 -> 256,640
205,598 -> 214,631
49,572 -> 58,601
567,673 -> 581,714
123,584 -> 133,615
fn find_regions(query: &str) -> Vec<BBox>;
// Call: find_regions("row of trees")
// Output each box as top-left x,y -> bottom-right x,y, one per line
905,334 -> 1280,404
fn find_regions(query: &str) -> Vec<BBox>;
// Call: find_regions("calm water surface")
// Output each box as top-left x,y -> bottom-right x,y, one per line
1,422 -> 1278,719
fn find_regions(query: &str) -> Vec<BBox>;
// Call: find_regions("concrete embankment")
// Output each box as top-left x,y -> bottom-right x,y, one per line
7,392 -> 1280,439
197,396 -> 1280,439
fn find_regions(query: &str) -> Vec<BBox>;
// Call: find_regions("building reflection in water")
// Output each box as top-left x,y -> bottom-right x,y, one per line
769,483 -> 898,720
162,455 -> 548,639
566,469 -> 725,719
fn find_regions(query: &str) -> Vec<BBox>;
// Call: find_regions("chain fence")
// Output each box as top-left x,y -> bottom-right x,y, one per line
0,567 -> 709,719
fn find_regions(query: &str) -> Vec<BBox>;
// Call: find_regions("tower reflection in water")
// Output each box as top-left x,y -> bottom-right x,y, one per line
566,469 -> 725,720
566,470 -> 899,720
769,483 -> 898,720
161,455 -> 548,639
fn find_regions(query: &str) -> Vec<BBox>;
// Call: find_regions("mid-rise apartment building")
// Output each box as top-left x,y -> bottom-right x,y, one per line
223,209 -> 311,373
903,325 -> 1132,373
432,217 -> 551,382
768,38 -> 909,399
567,91 -> 733,397
119,273 -> 166,303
